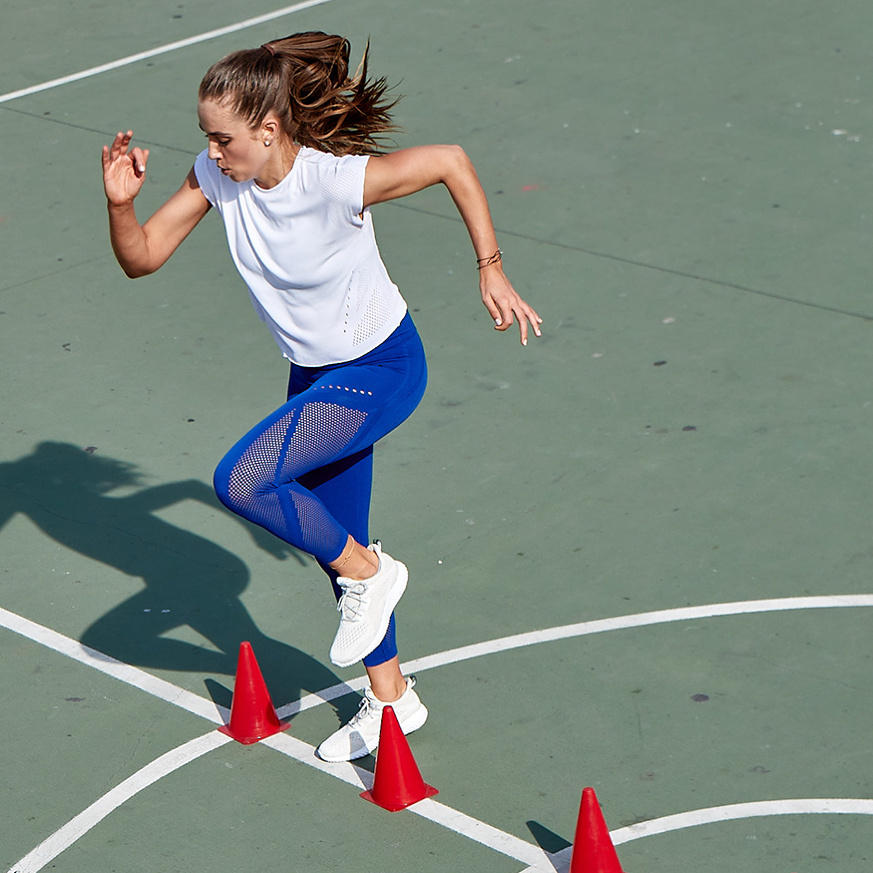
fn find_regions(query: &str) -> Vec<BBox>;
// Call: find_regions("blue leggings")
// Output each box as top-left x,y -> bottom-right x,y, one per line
213,313 -> 427,667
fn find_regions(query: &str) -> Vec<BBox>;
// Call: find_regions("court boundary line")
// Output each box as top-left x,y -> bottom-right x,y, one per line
8,732 -> 232,873
277,594 -> 873,717
519,798 -> 873,873
4,594 -> 872,873
610,797 -> 873,845
0,0 -> 333,105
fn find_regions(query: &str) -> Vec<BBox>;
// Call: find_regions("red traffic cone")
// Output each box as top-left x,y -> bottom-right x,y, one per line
218,642 -> 289,744
360,705 -> 438,811
569,787 -> 624,873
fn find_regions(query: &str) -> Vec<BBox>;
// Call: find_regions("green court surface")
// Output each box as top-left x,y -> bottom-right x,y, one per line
1,1 -> 872,871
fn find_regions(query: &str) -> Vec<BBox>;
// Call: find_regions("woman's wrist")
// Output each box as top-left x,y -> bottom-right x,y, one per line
476,248 -> 503,270
107,198 -> 136,212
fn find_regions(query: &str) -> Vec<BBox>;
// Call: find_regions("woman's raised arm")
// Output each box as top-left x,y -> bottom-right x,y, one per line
363,145 -> 542,344
102,131 -> 211,278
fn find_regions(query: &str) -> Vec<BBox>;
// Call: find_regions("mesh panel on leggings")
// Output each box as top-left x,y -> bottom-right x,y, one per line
225,408 -> 299,537
223,397 -> 368,561
284,400 -> 367,556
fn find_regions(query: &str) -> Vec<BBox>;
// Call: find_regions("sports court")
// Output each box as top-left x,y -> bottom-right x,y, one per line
1,1 -> 872,870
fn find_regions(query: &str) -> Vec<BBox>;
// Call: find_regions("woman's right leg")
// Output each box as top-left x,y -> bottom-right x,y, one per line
301,450 -> 404,696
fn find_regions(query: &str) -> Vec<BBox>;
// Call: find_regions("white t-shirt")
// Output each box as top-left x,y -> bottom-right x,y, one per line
194,146 -> 407,366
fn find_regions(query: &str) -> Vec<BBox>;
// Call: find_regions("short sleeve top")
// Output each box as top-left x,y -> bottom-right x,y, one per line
194,146 -> 407,366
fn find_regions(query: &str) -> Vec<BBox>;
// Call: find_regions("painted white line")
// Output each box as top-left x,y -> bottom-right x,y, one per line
0,607 -> 225,724
413,799 -> 549,867
261,733 -> 549,867
5,595 -> 872,872
279,595 -> 873,715
276,674 -> 368,718
520,798 -> 873,873
610,797 -> 873,843
0,0 -> 333,105
1,608 -> 548,870
7,731 -> 231,873
262,731 -> 369,789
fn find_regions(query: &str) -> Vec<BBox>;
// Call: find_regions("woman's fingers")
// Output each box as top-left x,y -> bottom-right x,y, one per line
108,130 -> 131,160
506,301 -> 541,346
104,131 -> 135,166
481,292 -> 506,328
520,303 -> 543,343
102,131 -> 148,204
483,286 -> 543,345
130,146 -> 149,176
492,297 -> 515,332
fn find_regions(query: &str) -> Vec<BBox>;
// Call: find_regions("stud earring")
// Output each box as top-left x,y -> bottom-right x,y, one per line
264,139 -> 272,147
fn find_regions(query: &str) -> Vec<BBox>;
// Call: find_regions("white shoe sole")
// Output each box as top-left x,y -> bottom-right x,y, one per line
316,703 -> 428,763
330,560 -> 408,668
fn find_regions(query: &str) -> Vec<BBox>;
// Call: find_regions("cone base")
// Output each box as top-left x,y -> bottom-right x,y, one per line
217,720 -> 290,745
360,783 -> 438,812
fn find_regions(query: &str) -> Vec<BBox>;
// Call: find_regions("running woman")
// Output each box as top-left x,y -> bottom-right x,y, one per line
101,31 -> 542,761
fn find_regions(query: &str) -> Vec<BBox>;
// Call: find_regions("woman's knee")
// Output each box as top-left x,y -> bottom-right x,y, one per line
213,451 -> 253,512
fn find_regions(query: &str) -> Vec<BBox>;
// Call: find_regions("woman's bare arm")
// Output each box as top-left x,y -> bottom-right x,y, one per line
364,145 -> 542,344
102,131 -> 211,277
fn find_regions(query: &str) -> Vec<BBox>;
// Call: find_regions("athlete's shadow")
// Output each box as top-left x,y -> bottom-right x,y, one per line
0,441 -> 355,721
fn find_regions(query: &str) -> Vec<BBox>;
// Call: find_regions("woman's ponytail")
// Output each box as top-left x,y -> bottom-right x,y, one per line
199,32 -> 398,155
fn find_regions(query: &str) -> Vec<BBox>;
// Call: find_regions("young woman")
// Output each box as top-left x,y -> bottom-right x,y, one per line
102,31 -> 541,762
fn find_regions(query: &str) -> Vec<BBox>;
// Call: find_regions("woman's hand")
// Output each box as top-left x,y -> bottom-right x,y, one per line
102,131 -> 150,206
480,265 -> 543,345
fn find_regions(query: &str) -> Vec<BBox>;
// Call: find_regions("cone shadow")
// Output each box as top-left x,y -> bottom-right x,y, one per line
526,820 -> 572,854
204,677 -> 233,711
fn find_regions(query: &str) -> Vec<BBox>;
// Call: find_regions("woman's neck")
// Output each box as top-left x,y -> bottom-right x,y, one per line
255,139 -> 300,189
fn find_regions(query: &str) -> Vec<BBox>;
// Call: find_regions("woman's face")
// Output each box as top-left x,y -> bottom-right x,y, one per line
197,98 -> 268,183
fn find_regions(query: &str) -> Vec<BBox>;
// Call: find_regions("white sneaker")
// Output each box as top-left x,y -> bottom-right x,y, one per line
329,542 -> 408,668
315,676 -> 428,762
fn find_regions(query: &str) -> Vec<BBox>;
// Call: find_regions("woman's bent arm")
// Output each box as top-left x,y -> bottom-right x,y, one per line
363,145 -> 542,343
103,131 -> 211,277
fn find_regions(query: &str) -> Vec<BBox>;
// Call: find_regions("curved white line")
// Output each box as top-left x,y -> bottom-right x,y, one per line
278,594 -> 873,717
1,607 -> 547,870
610,797 -> 873,844
5,595 -> 872,873
7,731 -> 231,873
518,798 -> 873,873
0,0 -> 333,105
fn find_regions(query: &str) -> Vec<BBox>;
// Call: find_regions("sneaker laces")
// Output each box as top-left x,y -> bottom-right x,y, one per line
349,692 -> 380,727
336,579 -> 369,621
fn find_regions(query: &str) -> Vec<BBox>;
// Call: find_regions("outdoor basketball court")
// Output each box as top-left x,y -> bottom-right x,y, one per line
1,1 -> 871,870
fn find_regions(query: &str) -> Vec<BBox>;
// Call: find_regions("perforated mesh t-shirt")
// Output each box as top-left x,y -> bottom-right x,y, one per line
194,146 -> 408,366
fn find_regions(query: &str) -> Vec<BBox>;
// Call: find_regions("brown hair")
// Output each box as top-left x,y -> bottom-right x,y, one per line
198,32 -> 398,155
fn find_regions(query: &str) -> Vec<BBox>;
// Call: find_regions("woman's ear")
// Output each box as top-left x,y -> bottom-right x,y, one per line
261,116 -> 280,143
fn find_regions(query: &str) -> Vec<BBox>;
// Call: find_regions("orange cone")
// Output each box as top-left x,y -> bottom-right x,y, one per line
569,787 -> 624,873
360,705 -> 438,811
218,642 -> 289,744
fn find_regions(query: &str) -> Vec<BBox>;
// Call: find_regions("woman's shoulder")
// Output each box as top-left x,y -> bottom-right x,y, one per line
193,148 -> 222,203
296,146 -> 369,172
295,147 -> 369,204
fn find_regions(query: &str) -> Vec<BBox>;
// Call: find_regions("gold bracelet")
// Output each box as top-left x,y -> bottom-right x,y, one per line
476,249 -> 503,270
